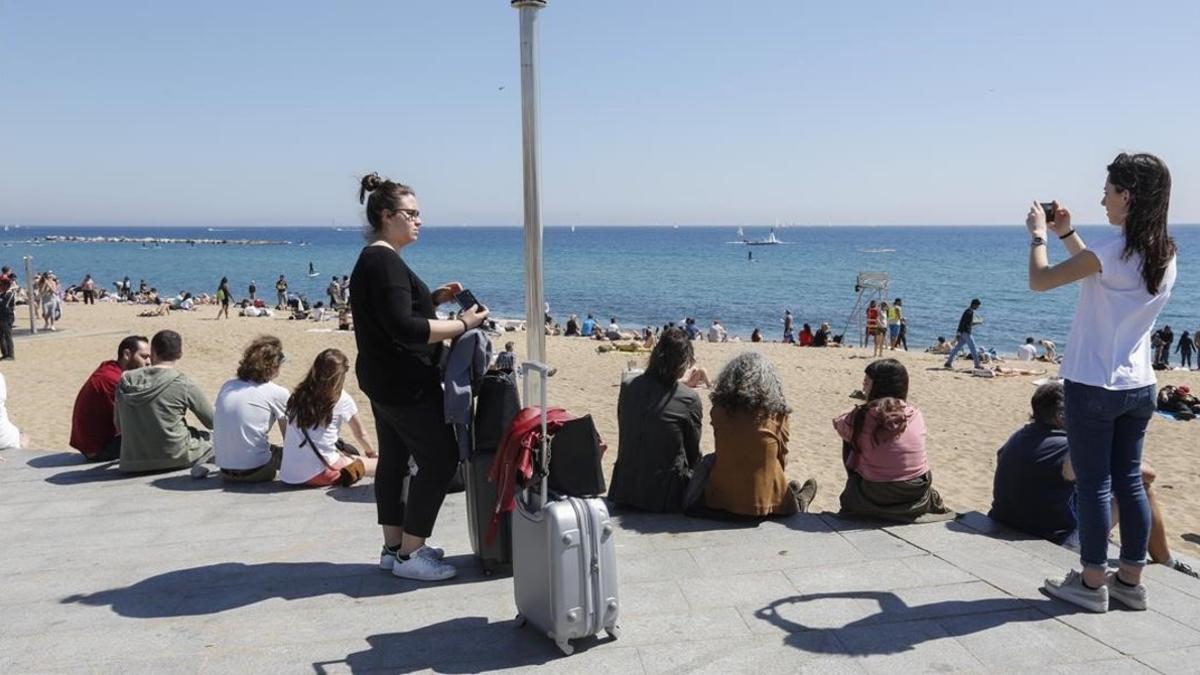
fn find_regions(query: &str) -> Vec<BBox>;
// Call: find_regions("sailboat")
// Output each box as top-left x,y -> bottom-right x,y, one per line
733,226 -> 783,246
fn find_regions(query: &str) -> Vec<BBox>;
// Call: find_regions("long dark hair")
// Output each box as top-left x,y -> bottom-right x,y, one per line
646,327 -> 693,386
287,348 -> 349,429
1108,153 -> 1175,295
850,358 -> 912,446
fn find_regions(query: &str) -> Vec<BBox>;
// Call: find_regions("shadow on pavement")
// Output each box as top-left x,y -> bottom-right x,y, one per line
26,452 -> 90,468
61,558 -> 495,617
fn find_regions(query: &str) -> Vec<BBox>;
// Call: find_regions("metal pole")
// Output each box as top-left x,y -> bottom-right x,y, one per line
22,256 -> 36,335
513,0 -> 547,383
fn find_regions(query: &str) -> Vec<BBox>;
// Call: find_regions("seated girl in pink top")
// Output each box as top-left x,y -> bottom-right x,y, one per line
833,359 -> 953,522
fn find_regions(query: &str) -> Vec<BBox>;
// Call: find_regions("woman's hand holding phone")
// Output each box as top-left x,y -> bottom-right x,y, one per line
459,303 -> 490,330
431,281 -> 463,306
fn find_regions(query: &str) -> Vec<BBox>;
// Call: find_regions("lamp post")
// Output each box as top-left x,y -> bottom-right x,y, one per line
513,0 -> 547,379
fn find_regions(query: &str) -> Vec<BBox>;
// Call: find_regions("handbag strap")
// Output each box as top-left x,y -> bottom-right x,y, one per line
299,424 -> 335,470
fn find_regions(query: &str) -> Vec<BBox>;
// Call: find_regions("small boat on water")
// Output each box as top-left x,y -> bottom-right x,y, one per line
733,226 -> 784,246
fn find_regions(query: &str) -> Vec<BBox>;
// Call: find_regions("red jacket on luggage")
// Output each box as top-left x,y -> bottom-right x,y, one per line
487,406 -> 572,543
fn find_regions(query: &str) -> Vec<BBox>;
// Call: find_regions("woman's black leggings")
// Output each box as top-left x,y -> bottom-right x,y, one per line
371,395 -> 460,538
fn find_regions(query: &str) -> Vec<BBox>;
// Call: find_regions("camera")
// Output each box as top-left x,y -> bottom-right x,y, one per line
1040,202 -> 1056,224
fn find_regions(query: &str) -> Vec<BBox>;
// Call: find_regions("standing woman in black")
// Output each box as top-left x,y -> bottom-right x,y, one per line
216,276 -> 233,320
350,173 -> 489,581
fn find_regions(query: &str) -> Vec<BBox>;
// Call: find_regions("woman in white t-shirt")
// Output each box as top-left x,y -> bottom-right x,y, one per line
280,348 -> 377,487
1028,153 -> 1177,613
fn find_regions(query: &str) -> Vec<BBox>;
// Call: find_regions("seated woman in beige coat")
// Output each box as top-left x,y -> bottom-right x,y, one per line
690,352 -> 818,519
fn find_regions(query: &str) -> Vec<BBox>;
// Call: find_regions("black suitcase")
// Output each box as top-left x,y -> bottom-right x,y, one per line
465,371 -> 521,574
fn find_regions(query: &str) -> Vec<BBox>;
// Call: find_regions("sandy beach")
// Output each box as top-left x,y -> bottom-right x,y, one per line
5,302 -> 1199,558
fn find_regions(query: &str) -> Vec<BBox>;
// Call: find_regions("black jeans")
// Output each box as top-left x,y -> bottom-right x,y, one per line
82,289 -> 95,304
371,396 -> 460,538
0,318 -> 13,359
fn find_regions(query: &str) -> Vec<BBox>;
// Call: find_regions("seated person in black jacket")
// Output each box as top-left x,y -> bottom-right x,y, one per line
608,327 -> 702,512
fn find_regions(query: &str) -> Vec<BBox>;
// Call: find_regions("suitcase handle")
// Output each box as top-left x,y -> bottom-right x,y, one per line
519,361 -> 552,510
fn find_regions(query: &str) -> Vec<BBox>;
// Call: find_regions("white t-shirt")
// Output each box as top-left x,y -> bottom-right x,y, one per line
279,391 -> 358,484
1016,344 -> 1037,361
0,373 -> 20,450
213,378 -> 290,470
1059,232 -> 1176,390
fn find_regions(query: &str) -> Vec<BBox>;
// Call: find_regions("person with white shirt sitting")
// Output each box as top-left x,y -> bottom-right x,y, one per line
0,372 -> 29,450
708,319 -> 728,343
279,348 -> 377,488
1017,337 -> 1038,361
214,336 -> 291,483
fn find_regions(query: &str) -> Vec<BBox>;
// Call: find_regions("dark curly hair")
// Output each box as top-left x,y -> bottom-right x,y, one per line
1107,153 -> 1176,295
236,335 -> 284,383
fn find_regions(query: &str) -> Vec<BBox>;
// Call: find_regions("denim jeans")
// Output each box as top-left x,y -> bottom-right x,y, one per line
944,331 -> 980,368
1063,379 -> 1155,571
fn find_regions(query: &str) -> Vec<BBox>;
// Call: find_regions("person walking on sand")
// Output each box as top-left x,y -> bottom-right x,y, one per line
1176,331 -> 1193,369
350,172 -> 489,582
216,276 -> 233,319
943,299 -> 983,370
36,272 -> 61,331
81,274 -> 96,305
275,274 -> 288,309
1031,153 -> 1176,613
888,298 -> 904,349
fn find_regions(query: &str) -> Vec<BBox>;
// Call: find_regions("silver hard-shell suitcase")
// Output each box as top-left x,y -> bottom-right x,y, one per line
512,362 -> 620,655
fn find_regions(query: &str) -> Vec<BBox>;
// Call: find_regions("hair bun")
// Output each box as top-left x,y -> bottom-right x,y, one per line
359,172 -> 385,204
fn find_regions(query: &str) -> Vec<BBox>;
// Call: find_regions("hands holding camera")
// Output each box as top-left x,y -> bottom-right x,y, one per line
1027,200 -> 1073,239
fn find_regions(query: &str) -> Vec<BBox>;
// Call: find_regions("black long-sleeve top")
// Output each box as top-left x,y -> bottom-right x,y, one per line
349,245 -> 442,404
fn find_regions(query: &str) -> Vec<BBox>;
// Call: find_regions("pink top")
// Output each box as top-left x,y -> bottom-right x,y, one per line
833,403 -> 929,482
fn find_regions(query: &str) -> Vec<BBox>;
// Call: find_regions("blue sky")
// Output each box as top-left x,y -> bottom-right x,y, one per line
2,1 -> 1197,227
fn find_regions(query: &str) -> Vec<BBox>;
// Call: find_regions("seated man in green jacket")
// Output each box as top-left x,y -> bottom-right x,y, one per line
117,329 -> 215,475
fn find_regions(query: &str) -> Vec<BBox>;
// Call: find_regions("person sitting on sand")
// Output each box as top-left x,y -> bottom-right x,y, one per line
609,328 -> 703,512
680,364 -> 712,389
338,308 -> 353,331
811,323 -> 831,347
493,341 -> 517,373
279,349 -> 378,487
605,317 -> 623,341
564,314 -> 580,336
989,382 -> 1196,578
0,372 -> 29,450
1017,337 -> 1038,361
1037,338 -> 1058,363
580,313 -> 598,338
691,352 -> 818,519
798,323 -> 813,346
116,330 -> 216,476
925,336 -> 952,354
642,327 -> 657,350
750,328 -> 763,343
69,335 -> 150,462
213,336 -> 291,483
834,358 -> 953,523
708,319 -> 728,343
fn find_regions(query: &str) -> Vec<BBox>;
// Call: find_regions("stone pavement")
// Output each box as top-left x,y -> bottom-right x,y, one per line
2,447 -> 1199,674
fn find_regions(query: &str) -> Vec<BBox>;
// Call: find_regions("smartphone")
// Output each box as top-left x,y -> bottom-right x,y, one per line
455,289 -> 484,312
1040,202 -> 1056,224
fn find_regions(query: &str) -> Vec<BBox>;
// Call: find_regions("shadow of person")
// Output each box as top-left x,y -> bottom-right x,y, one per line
611,506 -> 831,536
315,617 -> 599,673
61,558 -> 495,618
44,461 -> 127,485
149,475 -> 292,493
755,591 -> 1065,656
326,483 -> 375,503
1183,533 -> 1200,547
26,452 -> 89,468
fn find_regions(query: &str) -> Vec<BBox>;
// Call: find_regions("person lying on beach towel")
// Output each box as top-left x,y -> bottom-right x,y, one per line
596,342 -> 649,354
833,358 -> 954,523
990,382 -> 1197,577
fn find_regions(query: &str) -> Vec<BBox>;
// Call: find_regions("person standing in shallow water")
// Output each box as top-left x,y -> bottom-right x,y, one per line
1032,153 -> 1177,614
350,172 -> 489,582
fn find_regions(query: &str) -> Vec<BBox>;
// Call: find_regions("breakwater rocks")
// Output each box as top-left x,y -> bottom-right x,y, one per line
38,235 -> 291,246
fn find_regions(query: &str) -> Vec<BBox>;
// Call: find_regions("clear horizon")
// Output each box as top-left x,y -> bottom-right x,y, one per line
2,1 -> 1197,227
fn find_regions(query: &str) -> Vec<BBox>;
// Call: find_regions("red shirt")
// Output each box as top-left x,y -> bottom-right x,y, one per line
69,360 -> 123,457
799,328 -> 813,346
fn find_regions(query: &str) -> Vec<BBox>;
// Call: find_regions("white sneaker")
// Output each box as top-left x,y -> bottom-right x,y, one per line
1106,572 -> 1148,611
392,553 -> 457,581
379,543 -> 445,569
1044,569 -> 1108,613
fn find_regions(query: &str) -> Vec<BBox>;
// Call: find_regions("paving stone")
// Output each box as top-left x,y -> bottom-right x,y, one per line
610,607 -> 753,647
1135,644 -> 1200,674
784,555 -> 975,595
837,528 -> 927,560
689,536 -> 863,576
617,548 -> 702,584
637,634 -> 863,674
1043,657 -> 1160,673
1050,605 -> 1200,656
833,618 -> 986,673
676,570 -> 796,610
942,608 -> 1122,668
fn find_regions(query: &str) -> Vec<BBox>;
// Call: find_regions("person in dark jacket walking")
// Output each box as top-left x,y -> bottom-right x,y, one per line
1176,330 -> 1193,369
943,299 -> 983,369
350,172 -> 488,582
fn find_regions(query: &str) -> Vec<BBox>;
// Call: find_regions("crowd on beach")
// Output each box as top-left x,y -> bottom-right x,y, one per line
0,155 -> 1195,613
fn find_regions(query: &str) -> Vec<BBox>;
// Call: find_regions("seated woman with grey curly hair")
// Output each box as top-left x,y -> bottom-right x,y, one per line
690,352 -> 818,518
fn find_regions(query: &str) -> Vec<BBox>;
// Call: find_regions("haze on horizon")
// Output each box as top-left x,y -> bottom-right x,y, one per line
2,1 -> 1197,228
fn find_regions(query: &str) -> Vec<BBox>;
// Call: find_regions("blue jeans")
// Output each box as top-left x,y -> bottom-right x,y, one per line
1063,380 -> 1155,571
944,331 -> 980,368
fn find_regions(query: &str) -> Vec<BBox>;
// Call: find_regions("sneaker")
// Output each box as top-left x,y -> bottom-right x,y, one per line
1043,570 -> 1108,613
1171,560 -> 1199,579
379,543 -> 445,569
392,554 -> 457,581
189,463 -> 216,479
1106,572 -> 1148,611
796,478 -> 819,513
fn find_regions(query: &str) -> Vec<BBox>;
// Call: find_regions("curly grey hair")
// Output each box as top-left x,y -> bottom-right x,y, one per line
710,351 -> 791,417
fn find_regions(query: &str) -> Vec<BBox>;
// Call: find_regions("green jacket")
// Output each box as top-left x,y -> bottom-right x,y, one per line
116,366 -> 214,472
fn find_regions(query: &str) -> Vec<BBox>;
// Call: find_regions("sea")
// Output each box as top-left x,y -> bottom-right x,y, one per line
4,224 -> 1197,356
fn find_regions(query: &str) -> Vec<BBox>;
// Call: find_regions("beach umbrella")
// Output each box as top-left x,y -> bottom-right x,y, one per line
513,0 -> 547,383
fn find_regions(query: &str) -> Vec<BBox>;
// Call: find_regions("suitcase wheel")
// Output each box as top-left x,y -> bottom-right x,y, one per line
513,614 -> 527,628
555,637 -> 574,656
605,624 -> 621,640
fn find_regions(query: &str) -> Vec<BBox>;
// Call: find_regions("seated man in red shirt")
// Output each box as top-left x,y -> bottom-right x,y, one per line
69,335 -> 151,461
